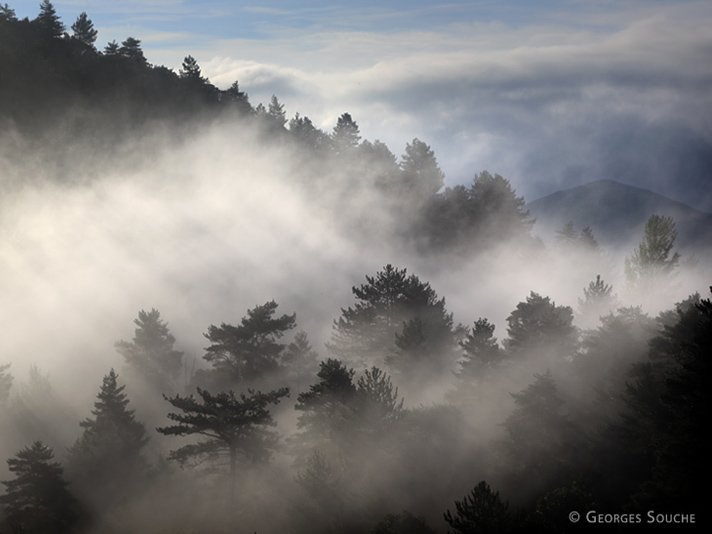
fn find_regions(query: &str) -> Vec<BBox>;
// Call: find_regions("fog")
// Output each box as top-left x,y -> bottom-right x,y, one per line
1,110 -> 709,532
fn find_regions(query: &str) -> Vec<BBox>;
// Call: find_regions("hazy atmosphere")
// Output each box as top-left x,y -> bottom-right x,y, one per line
1,1 -> 711,533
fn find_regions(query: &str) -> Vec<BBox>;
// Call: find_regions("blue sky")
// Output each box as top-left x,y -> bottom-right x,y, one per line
8,0 -> 712,209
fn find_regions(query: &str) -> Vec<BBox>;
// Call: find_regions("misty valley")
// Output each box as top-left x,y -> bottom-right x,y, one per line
1,3 -> 711,533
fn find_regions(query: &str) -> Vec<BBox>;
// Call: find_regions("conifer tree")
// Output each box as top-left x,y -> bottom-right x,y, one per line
443,481 -> 510,534
330,264 -> 455,373
625,214 -> 680,284
0,442 -> 79,534
0,3 -> 16,22
104,40 -> 119,55
332,112 -> 361,153
119,37 -> 146,63
67,370 -> 148,507
33,0 -> 64,38
115,308 -> 183,390
457,318 -> 501,378
556,221 -> 577,244
400,138 -> 444,200
179,54 -> 204,81
577,274 -> 617,321
267,94 -> 287,128
505,292 -> 578,359
71,12 -> 97,47
157,386 -> 288,501
203,300 -> 296,385
225,80 -> 252,113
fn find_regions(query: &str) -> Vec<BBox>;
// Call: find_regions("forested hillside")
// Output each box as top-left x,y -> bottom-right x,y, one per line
0,3 -> 710,533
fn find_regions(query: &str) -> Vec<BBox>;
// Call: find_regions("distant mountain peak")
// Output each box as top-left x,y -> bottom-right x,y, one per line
527,180 -> 712,250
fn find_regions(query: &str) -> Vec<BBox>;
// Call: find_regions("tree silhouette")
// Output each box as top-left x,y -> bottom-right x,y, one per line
400,138 -> 444,200
115,308 -> 183,390
505,292 -> 578,360
0,441 -> 79,534
0,3 -> 16,22
203,300 -> 296,385
443,481 -> 510,534
330,264 -> 455,374
33,0 -> 64,38
104,39 -> 119,55
332,112 -> 361,153
179,54 -> 205,82
71,12 -> 97,47
67,370 -> 148,507
625,214 -> 680,284
119,37 -> 146,63
157,386 -> 288,501
267,94 -> 287,128
458,318 -> 501,379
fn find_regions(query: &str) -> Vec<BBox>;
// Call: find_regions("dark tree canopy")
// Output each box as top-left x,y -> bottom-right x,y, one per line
267,94 -> 287,128
203,300 -> 296,384
179,54 -> 205,82
104,39 -> 119,55
332,112 -> 361,153
33,0 -> 64,38
119,37 -> 146,63
157,386 -> 289,488
71,12 -> 97,47
0,441 -> 79,534
115,308 -> 184,388
505,292 -> 578,358
330,264 -> 455,375
400,138 -> 445,200
0,3 -> 16,22
457,318 -> 502,379
66,370 -> 148,507
443,481 -> 510,534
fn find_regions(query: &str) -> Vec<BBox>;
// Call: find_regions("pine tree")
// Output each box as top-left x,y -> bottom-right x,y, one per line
625,214 -> 680,284
0,442 -> 79,534
203,301 -> 296,385
67,370 -> 148,507
469,171 -> 533,239
0,363 -> 12,405
179,54 -> 205,81
295,359 -> 357,447
104,40 -> 119,55
505,292 -> 578,359
267,94 -> 287,128
119,37 -> 146,63
33,0 -> 64,38
225,80 -> 252,113
577,274 -> 617,322
330,264 -> 455,373
0,3 -> 16,22
332,112 -> 361,153
443,481 -> 510,534
115,308 -> 183,390
157,386 -> 288,501
458,318 -> 501,379
400,138 -> 444,200
556,221 -> 577,244
71,12 -> 97,47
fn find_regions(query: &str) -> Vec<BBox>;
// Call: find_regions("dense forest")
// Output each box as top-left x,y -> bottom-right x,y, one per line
0,3 -> 710,533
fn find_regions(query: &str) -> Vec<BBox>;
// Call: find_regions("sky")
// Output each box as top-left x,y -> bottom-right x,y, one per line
10,0 -> 712,210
